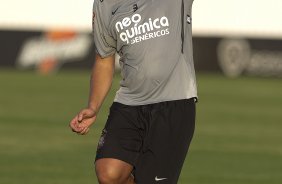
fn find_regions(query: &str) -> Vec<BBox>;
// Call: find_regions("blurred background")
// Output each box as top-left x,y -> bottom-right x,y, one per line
0,0 -> 281,183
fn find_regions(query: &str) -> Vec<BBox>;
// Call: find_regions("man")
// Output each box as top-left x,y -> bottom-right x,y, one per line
70,0 -> 197,183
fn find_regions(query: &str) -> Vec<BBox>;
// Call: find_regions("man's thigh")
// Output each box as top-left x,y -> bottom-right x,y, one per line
95,99 -> 196,184
134,99 -> 196,184
95,102 -> 143,167
95,158 -> 134,183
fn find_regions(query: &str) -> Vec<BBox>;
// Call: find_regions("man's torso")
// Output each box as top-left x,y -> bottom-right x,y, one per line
94,0 -> 197,105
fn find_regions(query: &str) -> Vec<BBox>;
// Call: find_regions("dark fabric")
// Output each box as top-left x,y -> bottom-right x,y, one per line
95,98 -> 196,184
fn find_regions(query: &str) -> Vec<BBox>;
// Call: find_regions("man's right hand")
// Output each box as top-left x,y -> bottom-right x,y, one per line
69,108 -> 97,135
69,54 -> 115,135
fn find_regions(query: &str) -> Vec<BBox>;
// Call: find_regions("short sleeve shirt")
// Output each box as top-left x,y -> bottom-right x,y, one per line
92,0 -> 197,105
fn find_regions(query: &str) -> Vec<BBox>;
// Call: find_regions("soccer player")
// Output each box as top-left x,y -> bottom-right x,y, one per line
70,0 -> 197,183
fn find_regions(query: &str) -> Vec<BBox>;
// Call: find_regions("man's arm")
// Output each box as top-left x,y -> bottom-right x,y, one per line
69,53 -> 115,135
88,53 -> 115,111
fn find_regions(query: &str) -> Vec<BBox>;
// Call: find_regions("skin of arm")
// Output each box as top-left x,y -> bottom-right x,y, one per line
69,53 -> 115,135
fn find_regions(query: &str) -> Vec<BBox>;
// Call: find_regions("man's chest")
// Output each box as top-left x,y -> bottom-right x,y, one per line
107,0 -> 180,45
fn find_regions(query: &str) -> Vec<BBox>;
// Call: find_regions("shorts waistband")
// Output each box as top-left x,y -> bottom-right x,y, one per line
112,97 -> 197,111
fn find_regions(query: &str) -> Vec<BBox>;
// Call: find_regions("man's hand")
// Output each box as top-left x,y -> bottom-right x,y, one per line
69,53 -> 114,135
69,108 -> 97,135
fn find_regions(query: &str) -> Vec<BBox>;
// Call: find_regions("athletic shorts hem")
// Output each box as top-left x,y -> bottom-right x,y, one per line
95,154 -> 136,168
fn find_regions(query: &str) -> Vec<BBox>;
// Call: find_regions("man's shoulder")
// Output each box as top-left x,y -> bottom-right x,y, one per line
94,0 -> 121,15
94,0 -> 121,7
93,0 -> 116,20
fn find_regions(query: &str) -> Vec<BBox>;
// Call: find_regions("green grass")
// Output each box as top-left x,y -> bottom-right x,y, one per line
0,69 -> 281,184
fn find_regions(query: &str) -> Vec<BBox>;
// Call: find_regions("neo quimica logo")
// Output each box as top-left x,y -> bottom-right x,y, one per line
115,14 -> 170,44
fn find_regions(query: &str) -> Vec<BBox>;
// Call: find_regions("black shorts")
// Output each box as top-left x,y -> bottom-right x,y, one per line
95,98 -> 196,184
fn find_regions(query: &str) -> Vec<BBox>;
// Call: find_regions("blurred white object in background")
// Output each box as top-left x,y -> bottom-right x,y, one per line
0,0 -> 281,39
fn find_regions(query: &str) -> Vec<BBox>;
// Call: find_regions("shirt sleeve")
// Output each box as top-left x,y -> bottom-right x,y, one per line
92,1 -> 116,58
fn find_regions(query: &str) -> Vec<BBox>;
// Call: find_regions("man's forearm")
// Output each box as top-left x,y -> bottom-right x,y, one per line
87,54 -> 115,112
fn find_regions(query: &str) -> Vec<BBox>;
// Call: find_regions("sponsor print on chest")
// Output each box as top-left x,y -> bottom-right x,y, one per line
115,13 -> 170,45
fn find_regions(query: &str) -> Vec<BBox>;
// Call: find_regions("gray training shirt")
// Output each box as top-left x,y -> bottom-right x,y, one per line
92,0 -> 197,105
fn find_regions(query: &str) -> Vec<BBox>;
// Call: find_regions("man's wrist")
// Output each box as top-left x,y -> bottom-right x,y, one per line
88,102 -> 100,113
